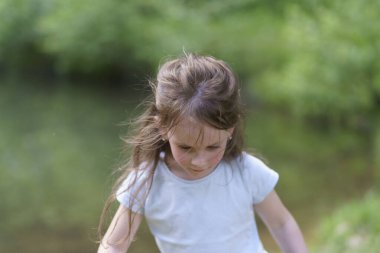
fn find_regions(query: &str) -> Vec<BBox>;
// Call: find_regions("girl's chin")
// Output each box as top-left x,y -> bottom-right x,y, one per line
186,167 -> 214,177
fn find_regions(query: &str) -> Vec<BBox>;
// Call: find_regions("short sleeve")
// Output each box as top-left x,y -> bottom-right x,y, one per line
116,169 -> 150,214
241,153 -> 279,204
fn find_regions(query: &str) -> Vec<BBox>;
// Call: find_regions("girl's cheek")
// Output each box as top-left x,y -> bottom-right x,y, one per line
177,151 -> 191,164
211,150 -> 224,164
178,156 -> 187,165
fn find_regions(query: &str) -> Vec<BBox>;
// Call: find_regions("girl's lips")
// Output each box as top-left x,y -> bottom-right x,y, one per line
190,168 -> 204,173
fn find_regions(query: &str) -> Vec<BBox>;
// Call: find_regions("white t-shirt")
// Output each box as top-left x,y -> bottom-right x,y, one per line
117,152 -> 279,253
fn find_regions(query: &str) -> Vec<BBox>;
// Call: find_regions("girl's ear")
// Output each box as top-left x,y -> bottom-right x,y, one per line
161,132 -> 168,141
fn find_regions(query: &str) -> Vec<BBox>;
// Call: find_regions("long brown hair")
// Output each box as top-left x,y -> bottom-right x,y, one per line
98,52 -> 245,244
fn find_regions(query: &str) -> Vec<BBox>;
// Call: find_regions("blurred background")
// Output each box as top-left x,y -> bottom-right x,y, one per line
0,0 -> 379,252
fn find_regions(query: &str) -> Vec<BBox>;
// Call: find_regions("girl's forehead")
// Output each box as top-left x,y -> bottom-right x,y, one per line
170,118 -> 227,144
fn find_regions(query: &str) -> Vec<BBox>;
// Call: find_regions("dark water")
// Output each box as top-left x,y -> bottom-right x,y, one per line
0,80 -> 374,252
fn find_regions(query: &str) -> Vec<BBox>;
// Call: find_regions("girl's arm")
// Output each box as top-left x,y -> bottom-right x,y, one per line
254,190 -> 308,253
98,205 -> 142,253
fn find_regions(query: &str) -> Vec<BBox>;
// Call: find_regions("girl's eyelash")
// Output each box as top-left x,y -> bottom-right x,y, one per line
177,144 -> 220,151
178,146 -> 219,150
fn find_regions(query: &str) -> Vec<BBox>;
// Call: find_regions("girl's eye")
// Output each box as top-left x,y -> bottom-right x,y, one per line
207,146 -> 220,150
179,146 -> 192,151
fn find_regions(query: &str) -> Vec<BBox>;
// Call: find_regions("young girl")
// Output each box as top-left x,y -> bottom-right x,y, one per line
98,53 -> 308,253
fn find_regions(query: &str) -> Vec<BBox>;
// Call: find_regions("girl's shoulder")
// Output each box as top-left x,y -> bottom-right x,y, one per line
232,152 -> 270,169
116,163 -> 154,213
118,161 -> 154,194
231,152 -> 279,204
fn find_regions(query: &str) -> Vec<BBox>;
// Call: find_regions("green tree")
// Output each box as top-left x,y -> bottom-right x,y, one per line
0,0 -> 46,71
256,1 -> 380,183
0,0 -> 288,79
37,0 -> 211,76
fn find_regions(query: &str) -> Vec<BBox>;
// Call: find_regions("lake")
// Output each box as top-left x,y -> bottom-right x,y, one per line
0,78 -> 375,252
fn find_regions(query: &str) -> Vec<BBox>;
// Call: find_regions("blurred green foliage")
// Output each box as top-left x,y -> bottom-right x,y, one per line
0,0 -> 379,123
313,191 -> 380,252
258,0 -> 380,121
0,0 -> 291,76
0,0 -> 379,251
0,0 -> 46,69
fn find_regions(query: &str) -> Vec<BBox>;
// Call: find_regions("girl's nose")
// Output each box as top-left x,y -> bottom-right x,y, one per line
191,153 -> 206,168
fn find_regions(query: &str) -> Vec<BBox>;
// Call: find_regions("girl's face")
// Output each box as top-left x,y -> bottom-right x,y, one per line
165,118 -> 234,180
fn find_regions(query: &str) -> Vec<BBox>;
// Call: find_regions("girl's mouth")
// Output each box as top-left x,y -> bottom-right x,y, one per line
190,168 -> 204,173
